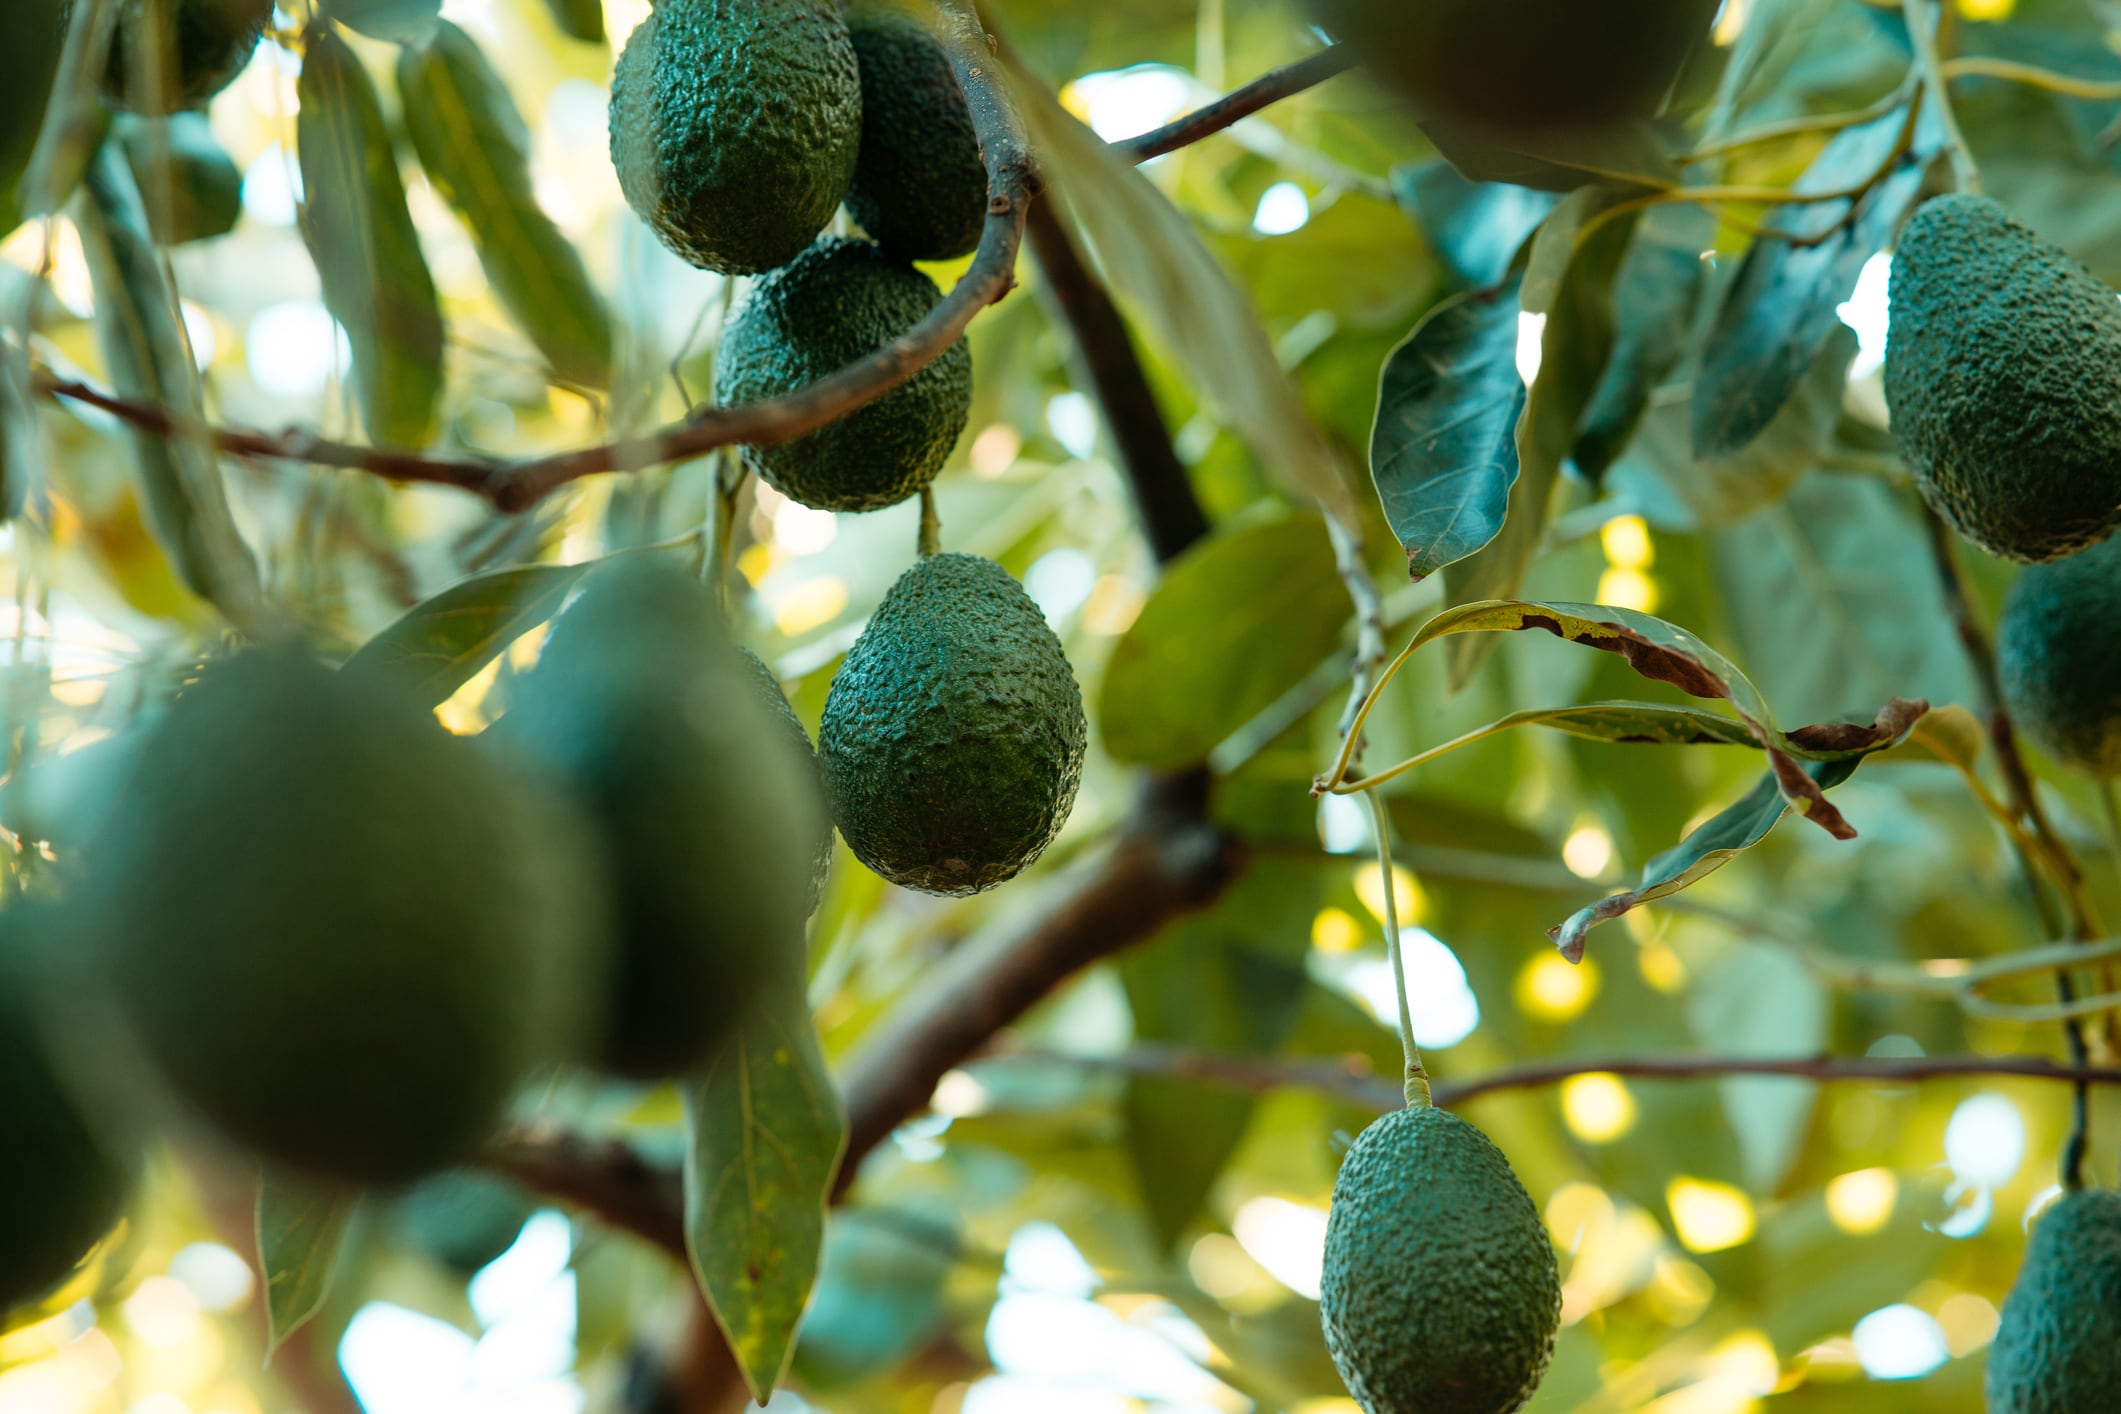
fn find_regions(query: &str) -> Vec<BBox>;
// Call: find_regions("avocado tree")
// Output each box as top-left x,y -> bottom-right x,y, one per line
7,1 -> 2121,1411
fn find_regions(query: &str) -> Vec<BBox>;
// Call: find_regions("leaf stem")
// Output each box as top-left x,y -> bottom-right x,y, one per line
1941,55 -> 2121,102
1365,790 -> 1429,1108
1902,0 -> 1982,194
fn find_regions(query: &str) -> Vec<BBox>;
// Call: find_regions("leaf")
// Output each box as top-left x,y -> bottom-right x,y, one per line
1551,758 -> 1862,960
0,0 -> 69,230
1100,514 -> 1351,769
1712,473 -> 1978,723
256,1168 -> 357,1358
1122,863 -> 1315,1248
1442,191 -> 1634,687
1882,701 -> 1986,771
15,0 -> 114,220
1687,939 -> 1827,1193
74,144 -> 267,631
1418,115 -> 1678,194
342,562 -> 590,708
540,0 -> 605,44
320,0 -> 441,44
297,24 -> 444,450
1574,204 -> 1714,483
1691,104 -> 1941,459
1370,282 -> 1527,580
683,980 -> 847,1405
398,22 -> 613,390
1392,162 -> 1559,288
1008,57 -> 1361,532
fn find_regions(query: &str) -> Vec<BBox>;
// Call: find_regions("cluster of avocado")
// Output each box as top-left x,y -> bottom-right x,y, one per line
612,0 -> 984,514
61,0 -> 275,114
0,559 -> 829,1314
1321,1103 -> 1561,1414
1300,0 -> 1717,133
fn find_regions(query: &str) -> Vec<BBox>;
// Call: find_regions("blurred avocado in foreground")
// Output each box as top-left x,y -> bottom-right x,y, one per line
0,0 -> 66,229
1998,535 -> 2121,776
77,650 -> 606,1186
821,553 -> 1085,896
113,111 -> 243,245
1987,1187 -> 2121,1414
1321,1104 -> 1561,1414
1300,0 -> 1716,133
737,646 -> 835,915
1,911 -> 137,1315
390,1170 -> 540,1276
500,560 -> 824,1080
90,0 -> 277,114
1887,194 -> 2121,564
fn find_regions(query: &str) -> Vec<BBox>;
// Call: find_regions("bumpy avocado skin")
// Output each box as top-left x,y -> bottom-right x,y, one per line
608,0 -> 861,274
0,918 -> 134,1315
94,0 -> 275,113
1998,536 -> 2121,776
1321,1106 -> 1561,1414
1986,1187 -> 2121,1414
819,554 -> 1085,897
1301,0 -> 1715,130
84,651 -> 602,1185
843,6 -> 986,262
1887,194 -> 2121,563
714,236 -> 973,512
503,561 -> 822,1079
737,646 -> 835,915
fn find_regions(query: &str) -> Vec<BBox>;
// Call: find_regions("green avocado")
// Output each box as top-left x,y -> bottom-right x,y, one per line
501,560 -> 823,1079
1320,1105 -> 1561,1414
1998,535 -> 2121,776
819,554 -> 1085,896
1887,194 -> 2121,564
1300,0 -> 1715,132
0,914 -> 135,1316
1986,1187 -> 2121,1414
737,646 -> 835,915
0,1 -> 65,229
843,6 -> 986,262
390,1169 -> 538,1276
82,650 -> 604,1185
114,111 -> 243,245
93,0 -> 275,114
714,236 -> 973,512
608,0 -> 861,274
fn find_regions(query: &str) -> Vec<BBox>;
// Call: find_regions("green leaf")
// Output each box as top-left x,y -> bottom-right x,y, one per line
1552,758 -> 1861,960
342,562 -> 590,709
1008,57 -> 1361,532
1392,163 -> 1558,288
74,144 -> 267,631
1442,191 -> 1634,687
1370,280 -> 1526,581
1687,938 -> 1827,1193
0,0 -> 68,230
297,24 -> 444,450
1574,204 -> 1714,483
1691,105 -> 1940,459
114,111 -> 242,247
320,0 -> 441,44
683,980 -> 847,1405
540,0 -> 605,43
15,0 -> 114,220
1418,115 -> 1678,193
256,1168 -> 357,1359
397,22 -> 613,390
1121,862 -> 1316,1248
1100,514 -> 1350,769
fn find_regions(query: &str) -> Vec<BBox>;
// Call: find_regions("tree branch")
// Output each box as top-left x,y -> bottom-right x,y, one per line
1117,46 -> 1357,161
487,1123 -> 685,1258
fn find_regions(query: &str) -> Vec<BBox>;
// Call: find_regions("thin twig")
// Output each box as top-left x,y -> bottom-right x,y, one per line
1942,55 -> 2121,102
1117,46 -> 1357,161
1902,0 -> 1982,193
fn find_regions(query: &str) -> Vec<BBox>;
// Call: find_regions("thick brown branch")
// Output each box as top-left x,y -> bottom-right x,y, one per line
488,1123 -> 686,1260
1118,46 -> 1357,162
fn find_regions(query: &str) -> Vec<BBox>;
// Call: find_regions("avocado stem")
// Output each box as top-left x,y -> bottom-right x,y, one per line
1901,0 -> 1982,195
1364,790 -> 1430,1109
917,485 -> 942,557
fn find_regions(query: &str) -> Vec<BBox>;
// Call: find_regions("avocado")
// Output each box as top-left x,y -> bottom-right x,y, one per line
0,1 -> 65,229
738,646 -> 835,915
95,0 -> 275,113
0,914 -> 135,1316
1887,194 -> 2121,564
501,560 -> 823,1079
819,553 -> 1085,896
608,0 -> 861,274
1300,0 -> 1715,132
1320,1104 -> 1561,1414
81,650 -> 604,1185
1986,1187 -> 2121,1414
843,6 -> 986,262
1998,534 -> 2121,776
541,0 -> 604,44
714,236 -> 973,512
390,1169 -> 538,1275
114,111 -> 243,245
